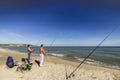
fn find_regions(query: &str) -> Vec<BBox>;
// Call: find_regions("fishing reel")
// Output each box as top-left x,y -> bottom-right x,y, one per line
66,74 -> 75,80
72,74 -> 75,77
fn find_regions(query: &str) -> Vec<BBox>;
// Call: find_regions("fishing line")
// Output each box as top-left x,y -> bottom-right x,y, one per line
66,27 -> 118,79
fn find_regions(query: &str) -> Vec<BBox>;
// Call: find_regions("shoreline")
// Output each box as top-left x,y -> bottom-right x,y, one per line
1,46 -> 120,71
0,47 -> 120,71
36,53 -> 120,71
1,46 -> 120,70
0,48 -> 120,80
59,56 -> 120,71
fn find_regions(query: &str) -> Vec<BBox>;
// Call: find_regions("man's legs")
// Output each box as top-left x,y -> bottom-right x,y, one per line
40,54 -> 44,66
27,53 -> 31,63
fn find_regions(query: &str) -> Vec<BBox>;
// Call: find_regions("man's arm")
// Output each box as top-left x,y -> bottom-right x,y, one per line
28,47 -> 33,53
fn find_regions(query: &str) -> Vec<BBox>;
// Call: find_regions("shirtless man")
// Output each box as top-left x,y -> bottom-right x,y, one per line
39,44 -> 47,67
27,44 -> 33,63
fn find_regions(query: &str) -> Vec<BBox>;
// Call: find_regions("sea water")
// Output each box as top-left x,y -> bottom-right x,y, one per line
1,46 -> 120,70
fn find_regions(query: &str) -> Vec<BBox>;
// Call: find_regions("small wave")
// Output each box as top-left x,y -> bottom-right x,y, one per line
74,57 -> 84,62
74,57 -> 103,65
74,57 -> 120,70
107,65 -> 120,70
48,53 -> 64,57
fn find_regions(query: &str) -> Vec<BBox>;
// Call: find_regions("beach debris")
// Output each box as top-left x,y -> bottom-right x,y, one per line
16,58 -> 33,73
35,60 -> 40,67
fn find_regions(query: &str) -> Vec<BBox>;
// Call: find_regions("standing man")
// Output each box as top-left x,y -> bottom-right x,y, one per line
39,44 -> 47,67
27,44 -> 34,64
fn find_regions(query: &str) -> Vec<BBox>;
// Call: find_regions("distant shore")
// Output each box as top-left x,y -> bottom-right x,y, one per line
0,48 -> 120,80
0,44 -> 27,47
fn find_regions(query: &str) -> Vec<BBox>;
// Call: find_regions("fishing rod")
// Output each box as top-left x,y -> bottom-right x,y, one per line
47,32 -> 63,51
33,38 -> 55,52
35,40 -> 41,46
47,39 -> 56,51
47,32 -> 64,51
46,32 -> 63,53
44,38 -> 57,57
31,39 -> 41,53
66,27 -> 118,80
65,65 -> 68,80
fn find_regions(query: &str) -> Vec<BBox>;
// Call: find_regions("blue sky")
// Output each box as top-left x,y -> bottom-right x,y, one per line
0,1 -> 120,46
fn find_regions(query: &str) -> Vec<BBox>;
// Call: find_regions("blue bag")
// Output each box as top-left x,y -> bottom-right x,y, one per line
6,56 -> 14,68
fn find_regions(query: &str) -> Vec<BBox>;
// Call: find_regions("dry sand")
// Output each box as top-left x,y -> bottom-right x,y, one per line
0,48 -> 120,80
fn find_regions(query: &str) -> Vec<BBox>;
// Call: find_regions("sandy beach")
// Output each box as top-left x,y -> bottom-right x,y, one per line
0,48 -> 120,80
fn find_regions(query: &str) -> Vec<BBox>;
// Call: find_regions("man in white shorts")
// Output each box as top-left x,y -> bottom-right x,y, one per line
39,44 -> 47,67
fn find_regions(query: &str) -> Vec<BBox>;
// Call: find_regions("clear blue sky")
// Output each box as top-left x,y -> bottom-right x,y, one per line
0,0 -> 120,46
